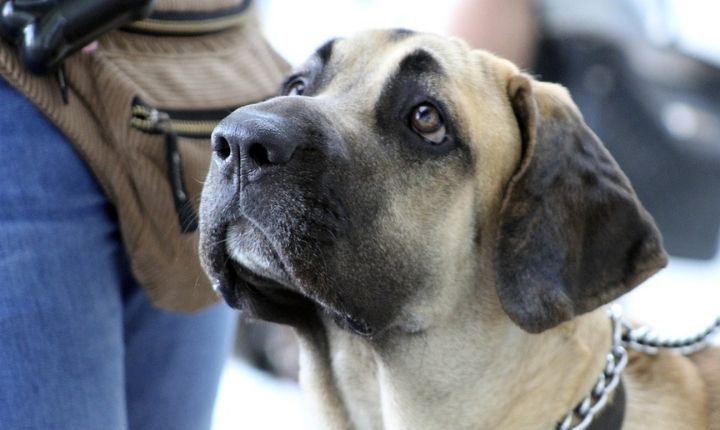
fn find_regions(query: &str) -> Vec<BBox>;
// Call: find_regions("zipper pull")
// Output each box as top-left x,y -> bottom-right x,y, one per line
130,104 -> 171,134
130,102 -> 199,233
165,131 -> 199,233
148,108 -> 171,133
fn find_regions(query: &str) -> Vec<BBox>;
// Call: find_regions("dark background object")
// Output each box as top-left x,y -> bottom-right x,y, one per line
235,319 -> 299,381
534,32 -> 720,260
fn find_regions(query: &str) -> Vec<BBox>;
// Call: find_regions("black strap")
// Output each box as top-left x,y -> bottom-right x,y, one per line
586,379 -> 626,430
165,132 -> 199,233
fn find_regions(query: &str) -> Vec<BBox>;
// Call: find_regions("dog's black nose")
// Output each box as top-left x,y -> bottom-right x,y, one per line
212,110 -> 298,179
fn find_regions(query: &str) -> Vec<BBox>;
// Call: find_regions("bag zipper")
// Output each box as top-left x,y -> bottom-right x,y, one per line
130,103 -> 224,138
130,99 -> 235,233
122,0 -> 252,36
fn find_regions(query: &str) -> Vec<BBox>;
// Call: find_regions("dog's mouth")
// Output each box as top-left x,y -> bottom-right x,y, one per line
201,217 -> 378,336
204,222 -> 319,327
225,220 -> 296,292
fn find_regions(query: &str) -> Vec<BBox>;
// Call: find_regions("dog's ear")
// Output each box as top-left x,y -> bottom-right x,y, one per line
495,74 -> 667,333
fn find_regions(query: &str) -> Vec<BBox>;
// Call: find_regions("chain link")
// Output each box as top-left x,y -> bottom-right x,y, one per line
621,316 -> 720,355
557,306 -> 628,430
558,306 -> 720,430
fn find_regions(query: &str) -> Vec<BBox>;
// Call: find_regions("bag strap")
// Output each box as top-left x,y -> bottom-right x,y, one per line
123,0 -> 253,35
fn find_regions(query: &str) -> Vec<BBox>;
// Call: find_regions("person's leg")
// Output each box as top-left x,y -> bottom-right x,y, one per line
0,78 -> 127,429
123,283 -> 236,430
0,77 -> 237,430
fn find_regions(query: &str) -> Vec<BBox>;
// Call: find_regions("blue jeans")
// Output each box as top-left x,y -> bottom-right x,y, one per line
0,78 -> 236,430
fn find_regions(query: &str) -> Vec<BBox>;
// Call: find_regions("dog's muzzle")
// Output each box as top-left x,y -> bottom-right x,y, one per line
198,98 -> 347,328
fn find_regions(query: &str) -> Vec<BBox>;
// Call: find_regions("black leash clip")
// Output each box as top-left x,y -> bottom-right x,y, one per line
0,0 -> 155,102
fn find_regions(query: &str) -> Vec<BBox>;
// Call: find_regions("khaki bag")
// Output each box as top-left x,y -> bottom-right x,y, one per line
0,0 -> 289,311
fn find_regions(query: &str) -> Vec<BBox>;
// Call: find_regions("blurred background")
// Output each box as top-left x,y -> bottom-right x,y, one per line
213,0 -> 720,428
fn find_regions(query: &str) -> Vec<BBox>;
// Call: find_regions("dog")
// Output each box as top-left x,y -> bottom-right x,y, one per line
199,30 -> 718,429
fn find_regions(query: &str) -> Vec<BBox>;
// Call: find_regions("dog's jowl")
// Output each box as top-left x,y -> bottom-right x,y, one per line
199,30 -> 715,430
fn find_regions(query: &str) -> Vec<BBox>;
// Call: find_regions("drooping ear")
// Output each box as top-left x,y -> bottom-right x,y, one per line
496,74 -> 667,333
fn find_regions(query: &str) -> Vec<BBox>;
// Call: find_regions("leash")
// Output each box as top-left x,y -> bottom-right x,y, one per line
557,305 -> 720,430
622,315 -> 720,356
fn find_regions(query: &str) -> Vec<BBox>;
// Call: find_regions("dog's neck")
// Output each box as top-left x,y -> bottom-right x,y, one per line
295,303 -> 611,430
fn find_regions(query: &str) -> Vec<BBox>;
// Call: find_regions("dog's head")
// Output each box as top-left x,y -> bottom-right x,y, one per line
199,30 -> 666,337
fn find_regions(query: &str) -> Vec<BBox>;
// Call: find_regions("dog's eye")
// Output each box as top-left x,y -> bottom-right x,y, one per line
287,80 -> 306,96
410,103 -> 446,144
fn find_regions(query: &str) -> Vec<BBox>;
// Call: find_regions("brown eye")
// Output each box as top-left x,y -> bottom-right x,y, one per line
287,80 -> 306,96
410,103 -> 446,144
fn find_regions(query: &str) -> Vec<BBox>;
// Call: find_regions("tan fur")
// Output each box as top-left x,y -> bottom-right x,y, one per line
691,348 -> 720,430
624,351 -> 710,429
210,30 -> 718,429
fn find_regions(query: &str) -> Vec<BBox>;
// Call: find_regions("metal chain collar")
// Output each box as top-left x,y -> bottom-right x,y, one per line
558,306 -> 628,430
557,305 -> 720,430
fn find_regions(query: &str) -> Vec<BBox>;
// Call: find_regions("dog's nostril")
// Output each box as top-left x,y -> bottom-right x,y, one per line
248,142 -> 270,166
213,136 -> 232,161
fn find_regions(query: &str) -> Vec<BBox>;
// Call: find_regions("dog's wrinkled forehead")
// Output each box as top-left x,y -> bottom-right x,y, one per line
282,29 -> 525,224
288,30 -> 477,100
284,30 -> 521,178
